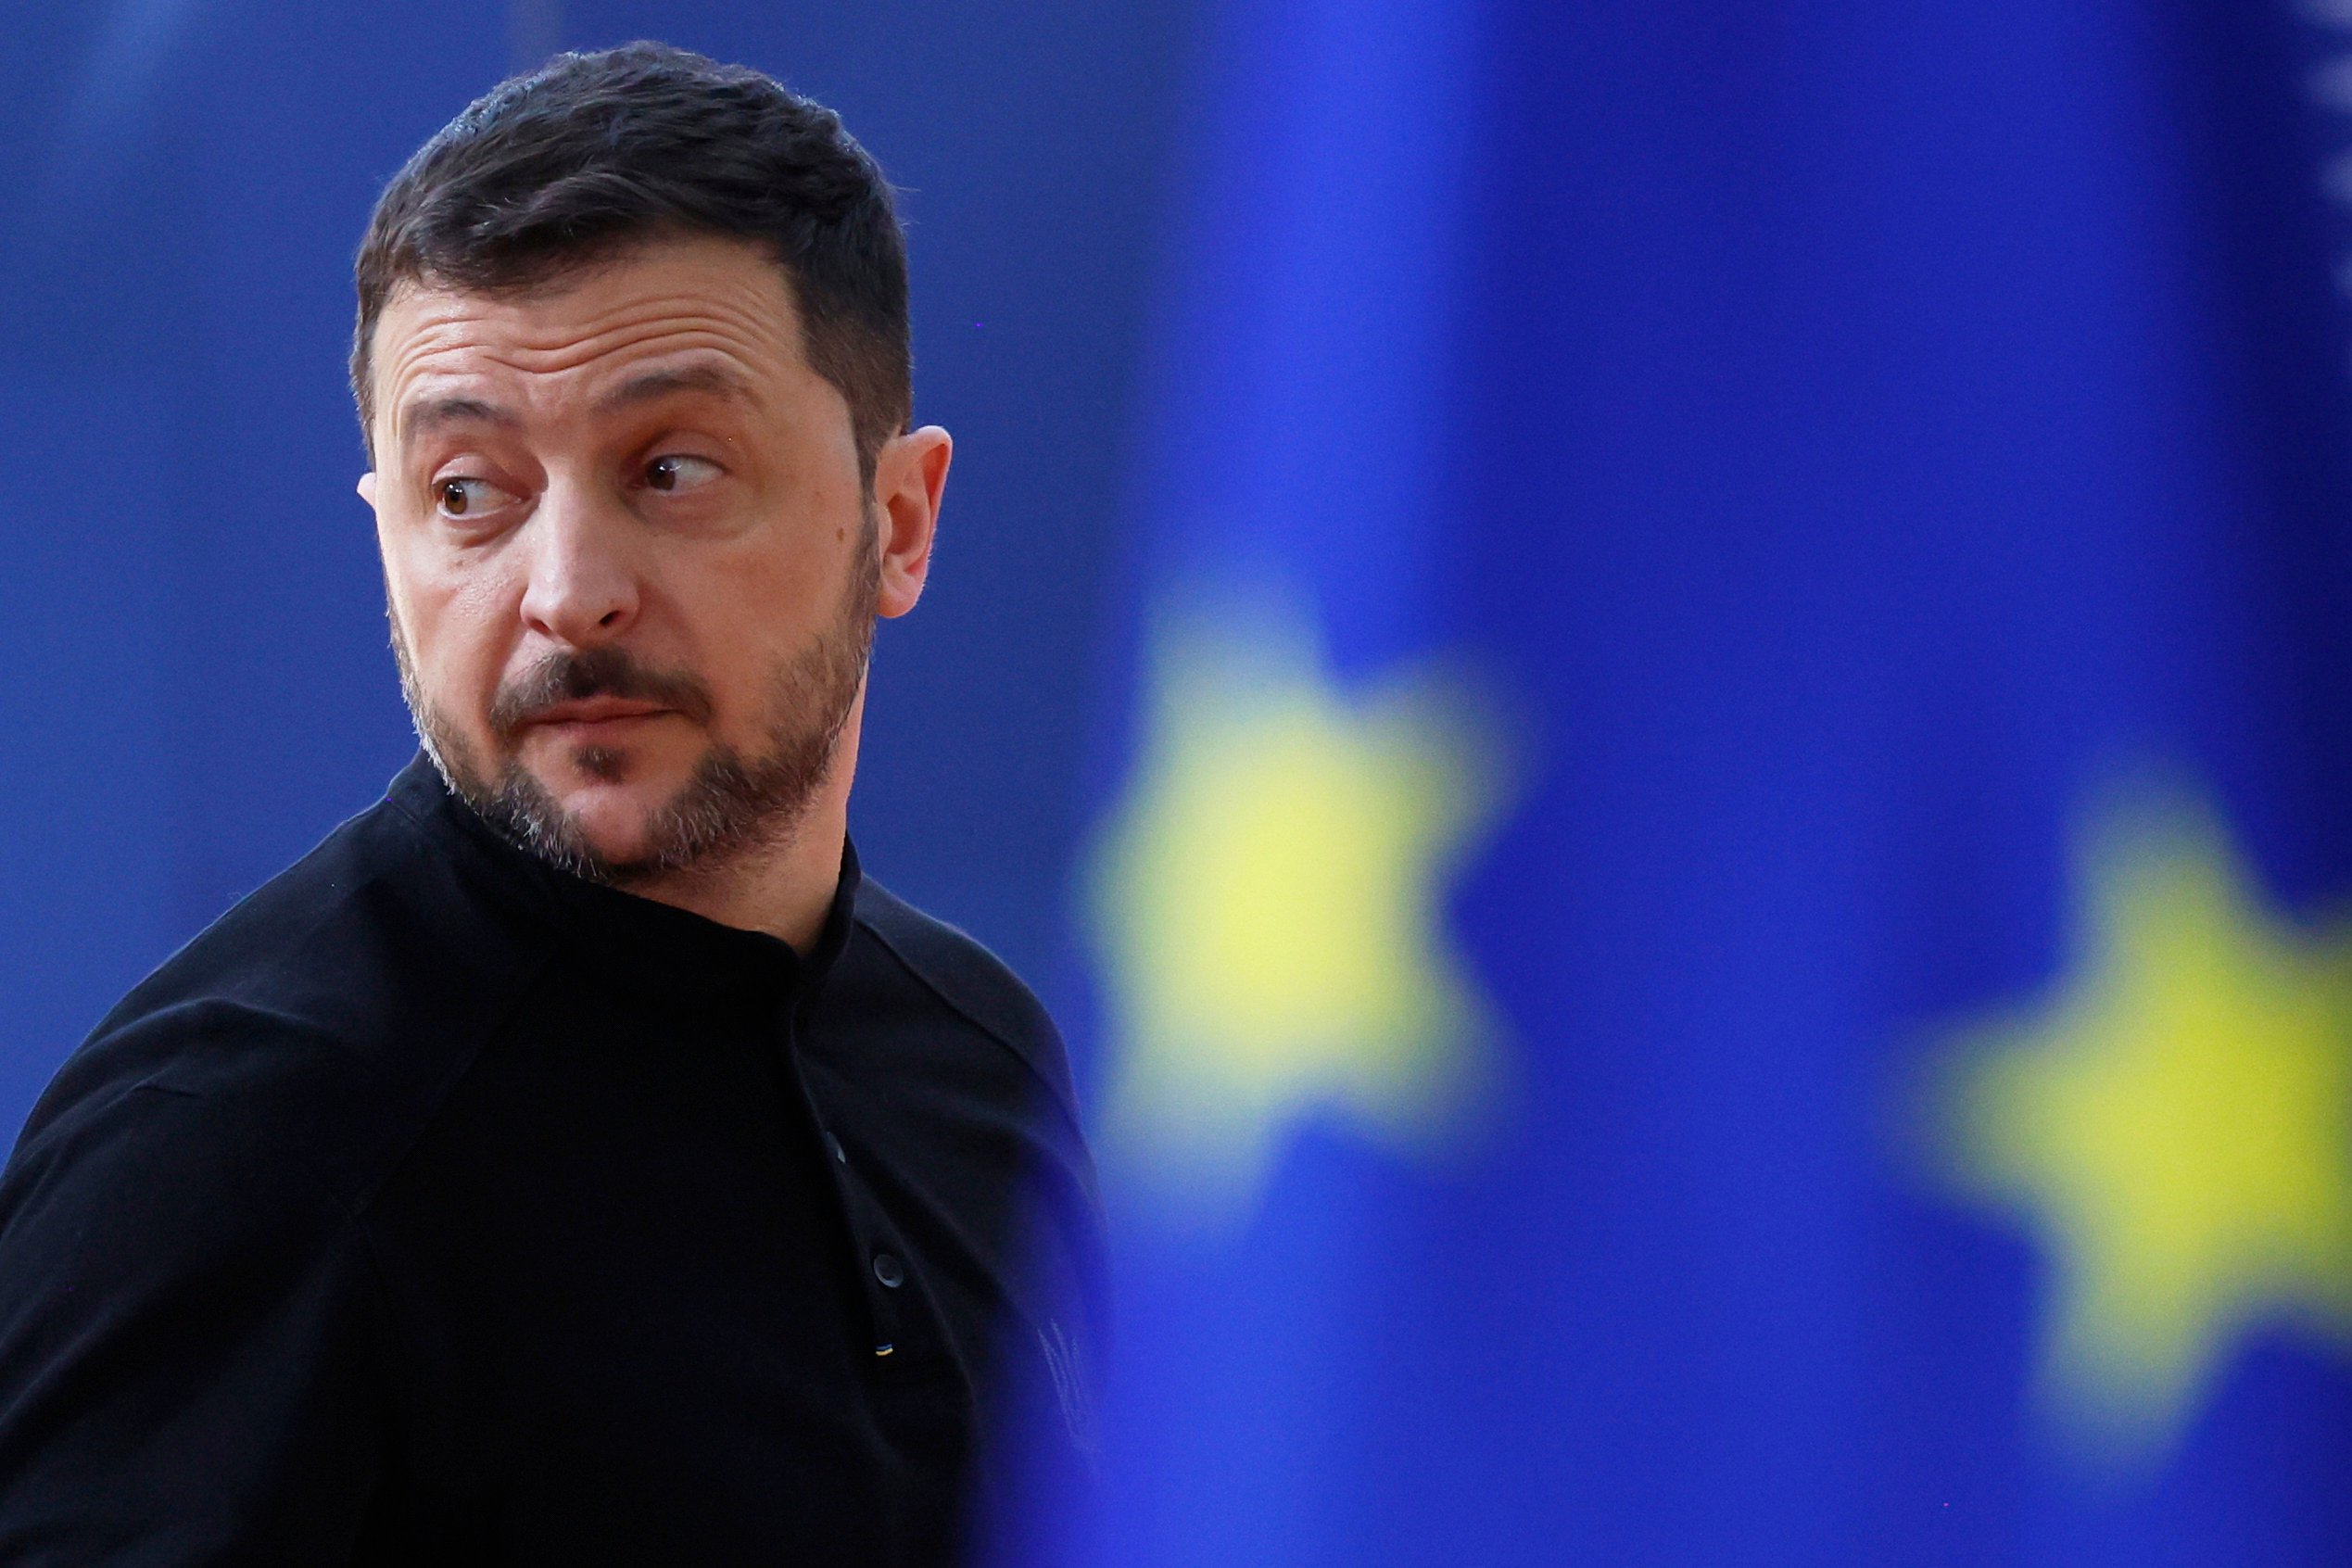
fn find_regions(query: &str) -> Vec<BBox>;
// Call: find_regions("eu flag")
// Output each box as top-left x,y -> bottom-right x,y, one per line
1066,0 -> 2352,1562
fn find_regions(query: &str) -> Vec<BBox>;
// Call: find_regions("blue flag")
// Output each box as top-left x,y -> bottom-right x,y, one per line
1069,0 -> 2352,1561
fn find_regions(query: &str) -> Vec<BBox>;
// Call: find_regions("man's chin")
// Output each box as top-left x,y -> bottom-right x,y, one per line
459,756 -> 702,886
528,784 -> 683,869
433,690 -> 841,889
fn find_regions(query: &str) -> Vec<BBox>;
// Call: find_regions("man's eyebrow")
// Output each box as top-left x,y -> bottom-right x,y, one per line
398,395 -> 519,446
595,363 -> 756,414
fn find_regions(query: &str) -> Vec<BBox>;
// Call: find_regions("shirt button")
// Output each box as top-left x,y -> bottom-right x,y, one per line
872,1253 -> 905,1289
825,1132 -> 847,1165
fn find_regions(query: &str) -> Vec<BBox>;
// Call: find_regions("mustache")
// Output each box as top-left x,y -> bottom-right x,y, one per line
487,646 -> 717,740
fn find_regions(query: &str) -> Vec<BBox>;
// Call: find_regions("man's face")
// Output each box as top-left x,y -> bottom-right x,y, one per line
360,234 -> 935,884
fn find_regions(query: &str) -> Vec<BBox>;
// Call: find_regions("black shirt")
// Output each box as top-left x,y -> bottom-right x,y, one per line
0,754 -> 1103,1564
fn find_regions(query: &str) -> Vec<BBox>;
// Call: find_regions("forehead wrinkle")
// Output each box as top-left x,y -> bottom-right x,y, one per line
375,251 -> 803,414
386,266 -> 799,368
381,322 -> 791,453
387,302 -> 788,370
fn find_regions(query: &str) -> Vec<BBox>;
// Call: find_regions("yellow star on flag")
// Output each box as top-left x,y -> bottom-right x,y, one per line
1085,593 -> 1510,1226
1923,791 -> 2352,1465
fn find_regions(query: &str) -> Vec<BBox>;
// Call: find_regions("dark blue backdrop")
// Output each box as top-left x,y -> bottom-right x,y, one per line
1060,0 -> 2352,1562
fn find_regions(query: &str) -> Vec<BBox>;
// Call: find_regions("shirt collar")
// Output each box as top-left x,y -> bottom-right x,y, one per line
386,751 -> 862,1018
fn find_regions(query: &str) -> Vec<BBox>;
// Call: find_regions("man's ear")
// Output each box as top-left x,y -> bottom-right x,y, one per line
357,472 -> 379,510
874,426 -> 951,619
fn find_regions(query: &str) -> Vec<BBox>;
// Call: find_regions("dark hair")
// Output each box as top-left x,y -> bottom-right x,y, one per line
350,42 -> 910,480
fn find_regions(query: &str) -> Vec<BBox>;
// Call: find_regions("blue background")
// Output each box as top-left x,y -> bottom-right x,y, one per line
9,2 -> 2352,1563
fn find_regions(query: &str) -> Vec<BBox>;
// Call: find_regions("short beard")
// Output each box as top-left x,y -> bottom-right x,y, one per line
390,524 -> 879,889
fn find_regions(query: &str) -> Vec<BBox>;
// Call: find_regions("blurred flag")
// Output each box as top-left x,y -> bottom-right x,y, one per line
1066,0 -> 2352,1562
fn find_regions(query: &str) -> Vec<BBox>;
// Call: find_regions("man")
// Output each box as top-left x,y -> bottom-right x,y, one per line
0,42 -> 1100,1564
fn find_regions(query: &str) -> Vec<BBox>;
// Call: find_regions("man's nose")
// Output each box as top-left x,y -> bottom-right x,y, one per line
517,479 -> 640,647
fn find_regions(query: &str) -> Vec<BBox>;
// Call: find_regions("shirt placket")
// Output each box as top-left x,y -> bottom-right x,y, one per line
772,995 -> 936,1368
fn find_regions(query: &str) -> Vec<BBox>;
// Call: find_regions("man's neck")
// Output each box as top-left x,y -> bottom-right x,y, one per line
614,699 -> 866,953
626,799 -> 848,953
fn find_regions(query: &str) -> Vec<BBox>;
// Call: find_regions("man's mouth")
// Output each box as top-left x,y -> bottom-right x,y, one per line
487,647 -> 718,741
525,698 -> 673,731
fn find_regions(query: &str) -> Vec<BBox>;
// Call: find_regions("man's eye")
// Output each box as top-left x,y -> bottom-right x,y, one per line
644,454 -> 723,494
436,476 -> 518,518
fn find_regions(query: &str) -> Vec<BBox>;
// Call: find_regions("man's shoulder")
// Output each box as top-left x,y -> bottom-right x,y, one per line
10,786 -> 551,1209
844,878 -> 1080,1126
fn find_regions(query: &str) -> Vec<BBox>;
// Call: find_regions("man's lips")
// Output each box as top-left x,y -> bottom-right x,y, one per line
523,698 -> 673,729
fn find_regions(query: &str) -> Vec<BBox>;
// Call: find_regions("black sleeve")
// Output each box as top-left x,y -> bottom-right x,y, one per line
0,1080 -> 394,1564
